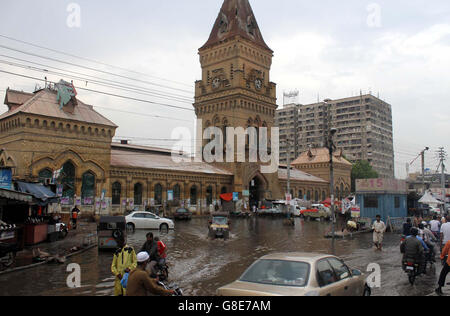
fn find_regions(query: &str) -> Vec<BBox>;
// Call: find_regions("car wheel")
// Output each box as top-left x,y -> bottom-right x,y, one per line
126,223 -> 135,232
160,223 -> 169,232
363,285 -> 371,296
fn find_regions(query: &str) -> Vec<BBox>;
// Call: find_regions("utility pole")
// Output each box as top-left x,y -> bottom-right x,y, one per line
421,147 -> 430,193
410,147 -> 430,193
437,147 -> 447,214
328,128 -> 337,252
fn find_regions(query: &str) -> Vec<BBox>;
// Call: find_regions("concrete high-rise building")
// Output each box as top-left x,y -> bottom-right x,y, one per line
275,94 -> 395,179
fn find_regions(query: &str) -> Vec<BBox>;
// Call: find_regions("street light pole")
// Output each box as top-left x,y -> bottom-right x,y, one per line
328,128 -> 337,252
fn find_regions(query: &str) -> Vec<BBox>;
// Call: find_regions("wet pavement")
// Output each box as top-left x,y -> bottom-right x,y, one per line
0,217 -> 445,296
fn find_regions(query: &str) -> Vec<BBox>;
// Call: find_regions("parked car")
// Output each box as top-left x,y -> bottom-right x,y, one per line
301,204 -> 331,220
125,212 -> 174,232
173,208 -> 192,220
217,253 -> 371,296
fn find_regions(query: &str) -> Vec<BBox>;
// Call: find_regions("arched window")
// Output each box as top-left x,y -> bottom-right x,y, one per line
173,184 -> 181,201
336,187 -> 340,200
81,172 -> 95,205
206,186 -> 213,206
154,184 -> 163,205
315,190 -> 319,202
221,186 -> 228,194
190,186 -> 198,205
61,161 -> 75,202
322,191 -> 326,201
307,190 -> 311,201
134,183 -> 143,206
298,190 -> 303,199
38,168 -> 53,184
340,183 -> 344,199
112,182 -> 121,205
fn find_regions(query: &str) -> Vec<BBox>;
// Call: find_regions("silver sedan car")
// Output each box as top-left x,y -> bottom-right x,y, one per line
217,252 -> 371,296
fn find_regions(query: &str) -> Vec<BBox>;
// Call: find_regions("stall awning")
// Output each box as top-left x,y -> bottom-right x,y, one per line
16,182 -> 57,203
0,188 -> 33,203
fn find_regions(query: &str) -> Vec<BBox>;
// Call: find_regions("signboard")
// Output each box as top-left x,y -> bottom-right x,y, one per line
101,189 -> 107,201
242,190 -> 250,197
56,185 -> 63,197
167,190 -> 174,202
356,178 -> 407,194
285,193 -> 292,206
0,168 -> 12,190
233,192 -> 239,202
351,206 -> 361,218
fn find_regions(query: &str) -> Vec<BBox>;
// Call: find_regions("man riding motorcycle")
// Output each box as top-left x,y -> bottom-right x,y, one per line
401,227 -> 426,274
419,222 -> 437,262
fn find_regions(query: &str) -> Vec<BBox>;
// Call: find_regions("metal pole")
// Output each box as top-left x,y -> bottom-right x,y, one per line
287,140 -> 291,196
330,144 -> 335,244
421,150 -> 425,193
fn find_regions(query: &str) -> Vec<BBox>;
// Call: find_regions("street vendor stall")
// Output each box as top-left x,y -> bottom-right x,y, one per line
14,182 -> 58,246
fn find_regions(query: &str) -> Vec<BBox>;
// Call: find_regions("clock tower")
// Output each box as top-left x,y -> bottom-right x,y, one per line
194,0 -> 281,203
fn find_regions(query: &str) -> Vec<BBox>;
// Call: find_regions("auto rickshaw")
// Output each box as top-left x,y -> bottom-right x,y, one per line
97,216 -> 127,251
208,212 -> 230,240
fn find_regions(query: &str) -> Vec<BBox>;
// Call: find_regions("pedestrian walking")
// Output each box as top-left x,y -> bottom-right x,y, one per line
440,215 -> 450,249
71,206 -> 80,230
435,240 -> 450,296
111,236 -> 137,296
372,215 -> 386,251
430,215 -> 441,241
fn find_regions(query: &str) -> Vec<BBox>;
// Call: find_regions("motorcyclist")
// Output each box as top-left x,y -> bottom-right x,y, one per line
140,232 -> 160,277
402,227 -> 426,274
419,222 -> 436,262
126,252 -> 175,296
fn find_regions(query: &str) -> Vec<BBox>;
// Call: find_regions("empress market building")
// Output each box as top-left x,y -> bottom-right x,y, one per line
0,0 -> 351,215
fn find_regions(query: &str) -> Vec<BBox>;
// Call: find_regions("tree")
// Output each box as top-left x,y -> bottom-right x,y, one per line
351,160 -> 379,192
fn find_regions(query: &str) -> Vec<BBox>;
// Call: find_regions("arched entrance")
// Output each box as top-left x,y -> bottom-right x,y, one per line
249,176 -> 265,208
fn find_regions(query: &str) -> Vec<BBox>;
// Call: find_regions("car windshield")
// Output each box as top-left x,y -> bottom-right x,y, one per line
240,259 -> 310,287
212,217 -> 228,225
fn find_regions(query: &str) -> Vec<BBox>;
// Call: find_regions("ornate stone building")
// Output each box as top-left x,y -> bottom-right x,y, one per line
0,0 -> 349,215
194,0 -> 281,205
292,148 -> 352,200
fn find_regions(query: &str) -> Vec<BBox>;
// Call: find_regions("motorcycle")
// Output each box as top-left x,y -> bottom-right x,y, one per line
156,280 -> 183,296
0,242 -> 17,271
151,260 -> 169,282
57,223 -> 69,240
400,235 -> 434,285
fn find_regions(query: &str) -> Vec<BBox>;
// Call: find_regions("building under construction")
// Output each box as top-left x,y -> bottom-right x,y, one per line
276,94 -> 395,179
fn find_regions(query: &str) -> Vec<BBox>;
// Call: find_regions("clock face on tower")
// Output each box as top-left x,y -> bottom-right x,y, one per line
255,79 -> 262,90
212,77 -> 221,89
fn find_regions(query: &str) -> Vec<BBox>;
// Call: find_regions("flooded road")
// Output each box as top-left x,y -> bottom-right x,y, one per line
0,217 -> 441,296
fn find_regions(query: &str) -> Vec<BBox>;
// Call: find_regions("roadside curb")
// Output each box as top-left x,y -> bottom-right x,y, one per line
0,244 -> 97,276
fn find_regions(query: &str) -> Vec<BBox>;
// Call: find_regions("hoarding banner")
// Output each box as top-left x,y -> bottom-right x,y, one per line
0,168 -> 12,190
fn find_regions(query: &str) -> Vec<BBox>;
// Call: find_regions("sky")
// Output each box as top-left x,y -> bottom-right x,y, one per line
0,0 -> 449,179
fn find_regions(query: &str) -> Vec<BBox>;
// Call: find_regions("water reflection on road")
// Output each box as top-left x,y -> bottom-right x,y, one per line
0,217 -> 440,296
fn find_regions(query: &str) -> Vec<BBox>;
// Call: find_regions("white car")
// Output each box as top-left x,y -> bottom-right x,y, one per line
125,212 -> 174,231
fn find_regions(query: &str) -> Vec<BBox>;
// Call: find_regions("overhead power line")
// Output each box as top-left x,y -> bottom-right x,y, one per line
0,44 -> 193,95
0,33 -> 193,88
0,54 -> 194,101
0,69 -> 195,112
0,58 -> 193,104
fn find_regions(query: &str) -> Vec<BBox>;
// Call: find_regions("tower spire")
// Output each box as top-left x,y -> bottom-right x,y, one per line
201,0 -> 272,52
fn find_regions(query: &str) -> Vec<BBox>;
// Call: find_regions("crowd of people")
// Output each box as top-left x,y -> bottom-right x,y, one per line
401,214 -> 450,296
